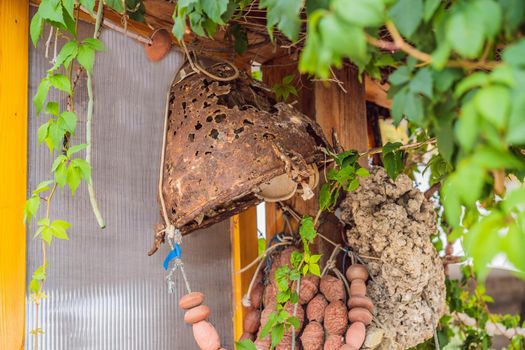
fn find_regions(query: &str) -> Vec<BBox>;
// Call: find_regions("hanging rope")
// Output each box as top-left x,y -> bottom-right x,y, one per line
158,74 -> 192,294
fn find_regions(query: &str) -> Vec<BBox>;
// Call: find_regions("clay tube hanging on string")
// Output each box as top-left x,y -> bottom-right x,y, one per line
155,61 -> 329,238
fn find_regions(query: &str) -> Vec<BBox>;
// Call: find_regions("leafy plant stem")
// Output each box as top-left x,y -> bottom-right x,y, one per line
85,1 -> 106,228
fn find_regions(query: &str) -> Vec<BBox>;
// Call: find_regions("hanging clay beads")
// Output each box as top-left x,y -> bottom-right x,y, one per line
345,263 -> 372,350
179,292 -> 223,350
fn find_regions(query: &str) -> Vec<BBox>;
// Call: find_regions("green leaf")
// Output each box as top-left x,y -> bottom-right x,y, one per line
260,0 -> 303,41
33,78 -> 51,115
423,0 -> 440,21
172,14 -> 187,40
319,183 -> 333,211
70,158 -> 92,180
455,102 -> 480,152
389,66 -> 411,86
506,93 -> 525,144
54,161 -> 68,186
51,40 -> 78,71
259,312 -> 277,338
404,92 -> 424,124
502,187 -> 525,214
454,72 -> 489,97
347,177 -> 360,191
333,0 -> 384,27
51,155 -> 67,172
50,219 -> 70,240
39,0 -> 65,25
356,167 -> 369,178
67,144 -> 87,158
271,323 -> 284,348
48,121 -> 66,150
33,180 -> 54,194
29,279 -> 41,293
391,87 -> 408,124
389,0 -> 423,38
32,263 -> 48,281
502,39 -> 525,68
474,85 -> 510,130
309,263 -> 321,276
77,44 -> 96,73
472,146 -> 524,170
472,0 -> 502,39
235,340 -> 257,350
83,38 -> 106,51
410,68 -> 433,98
287,315 -> 300,329
30,12 -> 44,47
37,122 -> 50,144
79,0 -> 96,14
45,102 -> 60,116
59,111 -> 77,134
67,165 -> 82,194
24,196 -> 40,223
105,0 -> 125,13
382,142 -> 404,180
201,0 -> 228,24
463,211 -> 505,280
48,74 -> 72,94
504,223 -> 525,273
299,216 -> 316,243
441,180 -> 461,227
446,5 -> 485,59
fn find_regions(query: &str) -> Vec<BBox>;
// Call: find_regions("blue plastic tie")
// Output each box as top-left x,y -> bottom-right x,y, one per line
163,243 -> 182,270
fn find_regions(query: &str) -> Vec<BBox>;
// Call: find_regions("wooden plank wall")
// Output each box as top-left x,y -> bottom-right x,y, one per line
0,1 -> 29,349
261,59 -> 369,258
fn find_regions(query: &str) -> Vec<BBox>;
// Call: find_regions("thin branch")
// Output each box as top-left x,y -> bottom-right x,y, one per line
366,21 -> 499,71
85,1 -> 106,228
359,137 -> 437,158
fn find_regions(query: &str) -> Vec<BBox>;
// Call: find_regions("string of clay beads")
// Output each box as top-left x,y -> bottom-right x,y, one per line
344,263 -> 373,350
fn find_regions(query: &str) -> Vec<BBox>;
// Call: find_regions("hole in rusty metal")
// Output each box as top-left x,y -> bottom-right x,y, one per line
203,101 -> 211,108
195,151 -> 199,156
243,119 -> 254,125
234,127 -> 244,135
214,114 -> 226,123
263,133 -> 275,140
182,101 -> 186,110
188,133 -> 195,142
206,116 -> 213,122
195,122 -> 202,130
209,129 -> 219,139
204,151 -> 212,155
306,124 -> 327,147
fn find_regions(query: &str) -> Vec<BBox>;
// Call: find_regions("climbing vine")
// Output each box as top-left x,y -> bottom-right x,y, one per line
26,0 -> 145,346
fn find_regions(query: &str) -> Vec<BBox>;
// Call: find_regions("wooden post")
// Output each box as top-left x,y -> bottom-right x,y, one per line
231,207 -> 258,341
0,1 -> 29,349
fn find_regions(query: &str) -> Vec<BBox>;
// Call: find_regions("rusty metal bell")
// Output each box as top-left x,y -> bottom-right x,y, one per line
159,62 -> 329,235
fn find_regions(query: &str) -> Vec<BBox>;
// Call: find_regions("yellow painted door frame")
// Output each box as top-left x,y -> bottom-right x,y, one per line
0,1 -> 29,349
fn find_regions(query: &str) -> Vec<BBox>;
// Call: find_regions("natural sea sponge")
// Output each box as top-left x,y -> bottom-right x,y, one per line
324,334 -> 343,350
324,300 -> 348,335
307,294 -> 328,322
320,275 -> 345,302
300,275 -> 320,304
340,167 -> 446,349
301,321 -> 324,350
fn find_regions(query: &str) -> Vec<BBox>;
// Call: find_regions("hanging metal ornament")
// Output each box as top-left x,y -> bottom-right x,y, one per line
152,61 -> 329,247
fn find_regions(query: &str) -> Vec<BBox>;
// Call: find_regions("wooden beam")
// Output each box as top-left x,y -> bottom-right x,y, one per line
0,0 -> 29,349
230,207 -> 259,341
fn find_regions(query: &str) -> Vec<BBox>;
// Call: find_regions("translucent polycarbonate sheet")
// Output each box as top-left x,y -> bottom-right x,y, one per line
26,15 -> 234,350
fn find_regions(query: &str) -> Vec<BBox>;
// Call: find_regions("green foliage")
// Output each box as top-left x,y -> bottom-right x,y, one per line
381,142 -> 404,180
271,75 -> 298,102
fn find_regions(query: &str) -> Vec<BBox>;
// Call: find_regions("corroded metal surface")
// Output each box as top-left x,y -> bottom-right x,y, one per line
162,63 -> 329,234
